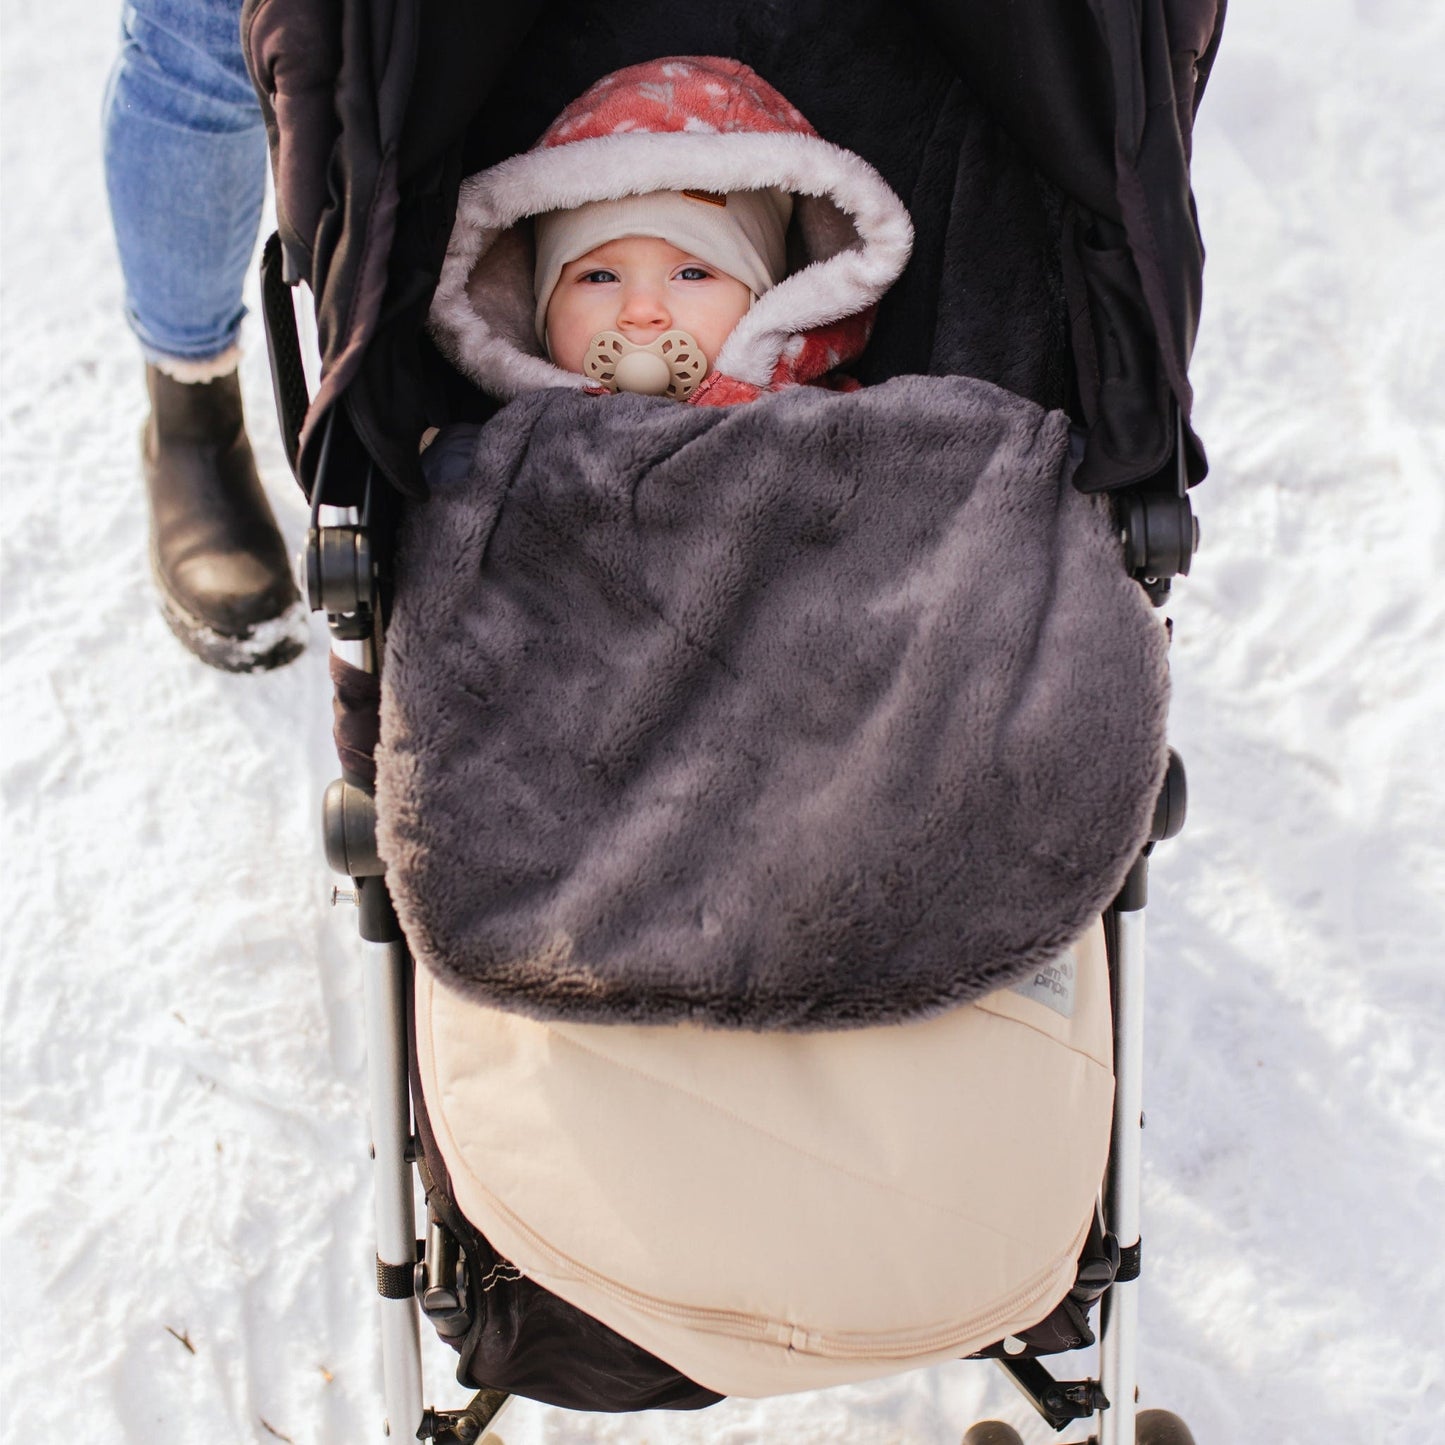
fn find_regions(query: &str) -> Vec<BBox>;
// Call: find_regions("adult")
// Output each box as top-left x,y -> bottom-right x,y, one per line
103,0 -> 304,671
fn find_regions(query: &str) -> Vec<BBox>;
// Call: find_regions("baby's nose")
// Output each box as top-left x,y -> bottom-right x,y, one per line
616,285 -> 670,335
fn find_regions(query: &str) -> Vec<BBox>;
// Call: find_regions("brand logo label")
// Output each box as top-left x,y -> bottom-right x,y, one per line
1012,953 -> 1077,1019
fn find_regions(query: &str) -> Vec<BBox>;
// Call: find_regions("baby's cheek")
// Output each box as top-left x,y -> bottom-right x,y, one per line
704,293 -> 753,367
546,320 -> 585,373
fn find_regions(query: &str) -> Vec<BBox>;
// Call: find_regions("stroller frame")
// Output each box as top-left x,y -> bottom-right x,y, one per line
243,0 -> 1221,1432
300,407 -> 1193,1444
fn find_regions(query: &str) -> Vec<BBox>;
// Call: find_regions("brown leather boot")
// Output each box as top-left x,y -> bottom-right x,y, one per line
143,364 -> 307,672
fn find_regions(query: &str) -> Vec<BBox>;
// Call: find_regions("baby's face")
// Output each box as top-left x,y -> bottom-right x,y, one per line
546,236 -> 752,378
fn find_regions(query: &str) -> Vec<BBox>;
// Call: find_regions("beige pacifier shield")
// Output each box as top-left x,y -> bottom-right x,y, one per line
613,349 -> 672,395
583,330 -> 707,400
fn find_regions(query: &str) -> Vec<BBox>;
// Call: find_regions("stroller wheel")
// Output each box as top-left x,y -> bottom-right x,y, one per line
963,1424 -> 1025,1445
1136,1408 -> 1197,1445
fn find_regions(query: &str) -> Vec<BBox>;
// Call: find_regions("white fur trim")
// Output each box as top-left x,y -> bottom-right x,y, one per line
150,346 -> 242,384
430,132 -> 914,397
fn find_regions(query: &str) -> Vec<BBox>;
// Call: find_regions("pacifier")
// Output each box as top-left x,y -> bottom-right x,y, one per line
582,330 -> 707,400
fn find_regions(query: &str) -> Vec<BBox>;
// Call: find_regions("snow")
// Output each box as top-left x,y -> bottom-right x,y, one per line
2,2 -> 1443,1442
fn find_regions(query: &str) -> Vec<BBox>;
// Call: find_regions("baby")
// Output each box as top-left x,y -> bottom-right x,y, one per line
430,56 -> 914,408
536,189 -> 791,399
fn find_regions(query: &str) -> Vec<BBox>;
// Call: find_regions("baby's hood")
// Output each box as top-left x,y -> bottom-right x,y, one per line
428,57 -> 914,405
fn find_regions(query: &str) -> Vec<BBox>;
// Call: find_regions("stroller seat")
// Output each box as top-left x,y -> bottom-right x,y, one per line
416,920 -> 1112,1397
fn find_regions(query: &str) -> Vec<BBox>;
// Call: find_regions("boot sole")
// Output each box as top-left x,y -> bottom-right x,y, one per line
151,549 -> 310,674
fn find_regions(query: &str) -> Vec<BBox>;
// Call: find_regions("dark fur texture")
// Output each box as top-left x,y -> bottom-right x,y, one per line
377,378 -> 1169,1030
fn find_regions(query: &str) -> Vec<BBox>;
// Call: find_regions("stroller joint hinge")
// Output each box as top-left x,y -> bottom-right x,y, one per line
1149,750 -> 1187,844
1001,1357 -> 1110,1429
1117,749 -> 1188,911
1071,1226 -> 1121,1306
1116,415 -> 1200,591
416,1213 -> 472,1338
306,523 -> 376,640
417,1388 -> 510,1444
322,777 -> 384,878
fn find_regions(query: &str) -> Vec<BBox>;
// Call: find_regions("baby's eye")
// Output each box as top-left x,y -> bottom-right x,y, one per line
676,266 -> 713,282
579,269 -> 619,284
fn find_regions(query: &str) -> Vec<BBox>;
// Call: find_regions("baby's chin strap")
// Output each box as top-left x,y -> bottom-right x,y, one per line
582,330 -> 707,400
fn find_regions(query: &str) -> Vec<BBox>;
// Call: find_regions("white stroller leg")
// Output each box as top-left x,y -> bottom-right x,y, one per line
362,935 -> 424,1440
329,617 -> 425,1438
1098,906 -> 1146,1445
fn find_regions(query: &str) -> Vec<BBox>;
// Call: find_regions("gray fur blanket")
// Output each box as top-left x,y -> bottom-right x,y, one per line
376,377 -> 1169,1030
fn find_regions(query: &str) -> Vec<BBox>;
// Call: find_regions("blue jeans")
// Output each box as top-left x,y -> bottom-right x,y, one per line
103,0 -> 267,366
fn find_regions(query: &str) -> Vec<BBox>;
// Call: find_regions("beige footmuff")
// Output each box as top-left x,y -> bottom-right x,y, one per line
415,921 -> 1113,1398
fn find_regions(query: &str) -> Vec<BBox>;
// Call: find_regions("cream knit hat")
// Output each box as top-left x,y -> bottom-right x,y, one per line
533,187 -> 793,342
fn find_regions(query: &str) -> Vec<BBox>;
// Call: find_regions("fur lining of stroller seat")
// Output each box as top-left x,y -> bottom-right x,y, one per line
414,917 -> 1113,1398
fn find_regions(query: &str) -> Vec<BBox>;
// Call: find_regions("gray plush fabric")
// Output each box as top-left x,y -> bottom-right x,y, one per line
376,377 -> 1169,1030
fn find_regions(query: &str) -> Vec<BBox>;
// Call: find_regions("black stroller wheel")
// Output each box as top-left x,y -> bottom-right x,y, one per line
962,1424 -> 1025,1445
1136,1407 -> 1197,1444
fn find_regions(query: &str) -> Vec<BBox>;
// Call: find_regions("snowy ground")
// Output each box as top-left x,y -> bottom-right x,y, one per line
2,2 -> 1443,1442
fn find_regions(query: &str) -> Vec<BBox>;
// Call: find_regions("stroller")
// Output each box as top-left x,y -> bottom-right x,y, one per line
242,2 -> 1222,1440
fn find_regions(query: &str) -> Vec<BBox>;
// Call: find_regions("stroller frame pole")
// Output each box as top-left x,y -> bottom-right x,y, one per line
1098,903 -> 1146,1445
362,933 -> 425,1440
311,465 -> 433,1441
